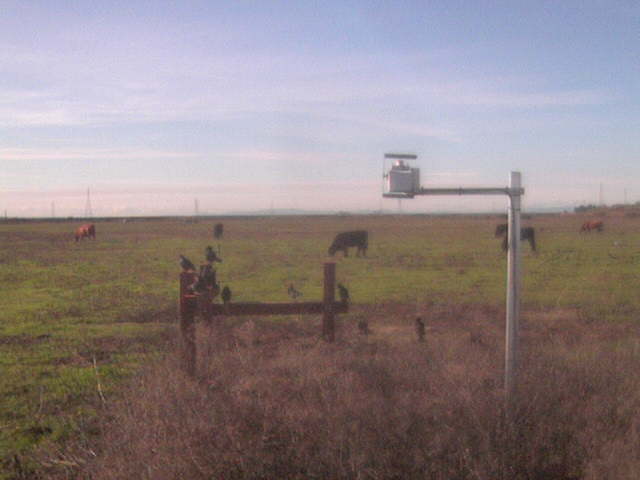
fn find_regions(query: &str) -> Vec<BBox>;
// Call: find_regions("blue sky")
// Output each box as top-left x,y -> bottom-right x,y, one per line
1,0 -> 638,216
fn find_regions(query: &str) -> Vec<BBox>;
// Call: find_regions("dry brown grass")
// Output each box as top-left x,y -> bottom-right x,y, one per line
68,305 -> 640,480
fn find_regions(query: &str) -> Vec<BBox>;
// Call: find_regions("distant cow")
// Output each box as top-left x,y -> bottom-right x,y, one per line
494,224 -> 536,252
328,230 -> 368,257
580,220 -> 604,233
75,224 -> 96,242
213,223 -> 224,239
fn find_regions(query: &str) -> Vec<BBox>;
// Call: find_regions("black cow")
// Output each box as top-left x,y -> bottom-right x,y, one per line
328,230 -> 368,257
495,223 -> 536,252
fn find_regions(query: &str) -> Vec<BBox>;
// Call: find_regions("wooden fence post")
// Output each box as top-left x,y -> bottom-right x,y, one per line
179,271 -> 197,376
198,287 -> 213,325
323,262 -> 336,342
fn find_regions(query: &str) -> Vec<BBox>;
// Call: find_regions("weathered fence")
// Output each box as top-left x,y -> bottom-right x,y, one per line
179,262 -> 348,375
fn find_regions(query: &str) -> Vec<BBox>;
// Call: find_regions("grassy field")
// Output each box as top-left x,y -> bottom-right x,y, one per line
1,211 -> 639,478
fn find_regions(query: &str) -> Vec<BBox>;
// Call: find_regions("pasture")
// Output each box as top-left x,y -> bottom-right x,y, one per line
1,212 -> 639,478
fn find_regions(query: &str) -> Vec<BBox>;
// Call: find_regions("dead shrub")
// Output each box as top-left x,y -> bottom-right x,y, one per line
77,310 -> 640,480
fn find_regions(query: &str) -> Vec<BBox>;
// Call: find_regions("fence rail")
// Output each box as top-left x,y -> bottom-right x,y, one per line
179,261 -> 347,375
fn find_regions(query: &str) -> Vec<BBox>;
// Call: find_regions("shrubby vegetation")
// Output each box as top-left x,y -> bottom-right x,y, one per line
83,308 -> 640,480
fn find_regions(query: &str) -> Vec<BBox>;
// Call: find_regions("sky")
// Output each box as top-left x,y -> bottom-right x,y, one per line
1,0 -> 638,216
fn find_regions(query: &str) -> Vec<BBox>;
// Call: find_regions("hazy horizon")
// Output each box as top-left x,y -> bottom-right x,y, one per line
1,1 -> 638,217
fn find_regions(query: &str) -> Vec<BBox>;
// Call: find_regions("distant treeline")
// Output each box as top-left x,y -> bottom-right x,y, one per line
574,204 -> 599,213
574,202 -> 640,214
0,216 -> 177,224
0,215 -> 230,224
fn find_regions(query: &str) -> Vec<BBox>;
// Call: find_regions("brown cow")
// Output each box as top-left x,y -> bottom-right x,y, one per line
75,223 -> 96,242
580,220 -> 603,233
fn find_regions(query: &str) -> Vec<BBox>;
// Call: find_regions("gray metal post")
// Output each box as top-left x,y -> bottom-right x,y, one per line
505,171 -> 521,398
383,163 -> 524,401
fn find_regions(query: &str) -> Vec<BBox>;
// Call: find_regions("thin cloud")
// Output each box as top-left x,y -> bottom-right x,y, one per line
0,147 -> 202,161
0,42 -> 609,130
219,150 -> 348,163
447,89 -> 609,108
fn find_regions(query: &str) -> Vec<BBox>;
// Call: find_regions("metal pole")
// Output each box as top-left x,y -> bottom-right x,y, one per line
505,171 -> 521,399
382,163 -> 525,400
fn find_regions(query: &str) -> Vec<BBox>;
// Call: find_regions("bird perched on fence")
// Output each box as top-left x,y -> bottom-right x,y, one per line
205,245 -> 222,264
192,264 -> 219,295
415,317 -> 425,343
179,255 -> 196,272
200,264 -> 218,289
337,283 -> 350,304
358,319 -> 370,335
192,269 -> 207,293
221,286 -> 232,304
287,284 -> 302,301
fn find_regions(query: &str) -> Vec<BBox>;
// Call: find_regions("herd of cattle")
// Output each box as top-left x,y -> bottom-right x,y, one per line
71,217 -> 608,304
325,220 -> 605,256
72,219 -> 606,255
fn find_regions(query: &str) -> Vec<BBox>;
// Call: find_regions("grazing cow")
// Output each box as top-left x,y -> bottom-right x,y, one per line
580,220 -> 604,233
494,223 -> 536,252
328,230 -> 368,257
74,224 -> 96,242
213,223 -> 224,240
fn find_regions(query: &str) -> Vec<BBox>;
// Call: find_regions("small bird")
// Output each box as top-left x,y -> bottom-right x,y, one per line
415,317 -> 425,343
192,275 -> 208,293
200,264 -> 218,289
287,284 -> 302,301
221,286 -> 232,304
337,283 -> 350,304
205,245 -> 222,263
213,223 -> 224,240
179,255 -> 196,272
358,319 -> 370,335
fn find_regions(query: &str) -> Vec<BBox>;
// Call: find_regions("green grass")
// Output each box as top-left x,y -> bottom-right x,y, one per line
1,213 -> 639,476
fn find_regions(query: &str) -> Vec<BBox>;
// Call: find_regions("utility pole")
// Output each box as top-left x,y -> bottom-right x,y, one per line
599,183 -> 604,206
84,188 -> 93,218
192,198 -> 200,223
